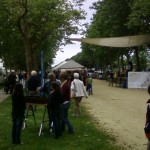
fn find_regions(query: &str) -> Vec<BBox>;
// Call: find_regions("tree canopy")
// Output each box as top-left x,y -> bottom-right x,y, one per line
0,0 -> 86,74
73,0 -> 150,72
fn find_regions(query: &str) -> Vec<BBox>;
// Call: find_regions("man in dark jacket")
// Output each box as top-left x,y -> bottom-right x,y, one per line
27,70 -> 40,96
7,70 -> 16,94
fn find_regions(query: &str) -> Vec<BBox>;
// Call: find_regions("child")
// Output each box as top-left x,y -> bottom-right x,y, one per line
11,83 -> 26,144
47,81 -> 62,139
144,85 -> 150,150
86,75 -> 93,95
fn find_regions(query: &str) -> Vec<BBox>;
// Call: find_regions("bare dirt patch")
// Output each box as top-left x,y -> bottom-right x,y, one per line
82,79 -> 148,150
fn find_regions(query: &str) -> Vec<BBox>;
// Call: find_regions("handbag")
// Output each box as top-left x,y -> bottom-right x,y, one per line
70,81 -> 76,99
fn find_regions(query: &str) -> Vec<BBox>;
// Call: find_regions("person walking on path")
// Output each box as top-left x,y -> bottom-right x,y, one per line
11,83 -> 26,145
86,75 -> 93,95
71,73 -> 88,117
108,71 -> 114,87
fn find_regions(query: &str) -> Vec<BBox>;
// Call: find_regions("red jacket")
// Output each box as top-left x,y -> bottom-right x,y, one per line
61,80 -> 71,103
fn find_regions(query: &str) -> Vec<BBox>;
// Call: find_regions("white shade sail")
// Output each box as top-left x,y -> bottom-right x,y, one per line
70,34 -> 150,47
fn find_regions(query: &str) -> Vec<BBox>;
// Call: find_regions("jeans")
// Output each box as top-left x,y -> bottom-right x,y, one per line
12,115 -> 24,144
61,102 -> 74,133
51,110 -> 62,138
147,140 -> 150,150
86,84 -> 93,94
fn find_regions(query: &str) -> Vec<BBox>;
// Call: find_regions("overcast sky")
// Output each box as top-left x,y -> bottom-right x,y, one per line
52,0 -> 98,66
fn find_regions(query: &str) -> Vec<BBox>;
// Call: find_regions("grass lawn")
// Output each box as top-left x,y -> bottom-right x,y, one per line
0,96 -> 124,150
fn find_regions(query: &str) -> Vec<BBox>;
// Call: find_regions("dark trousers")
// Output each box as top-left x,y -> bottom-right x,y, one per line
61,102 -> 74,133
47,106 -> 52,128
9,83 -> 16,94
12,115 -> 24,144
51,110 -> 62,138
86,83 -> 93,94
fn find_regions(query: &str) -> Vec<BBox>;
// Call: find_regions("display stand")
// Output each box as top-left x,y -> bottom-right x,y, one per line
23,96 -> 49,136
23,104 -> 36,129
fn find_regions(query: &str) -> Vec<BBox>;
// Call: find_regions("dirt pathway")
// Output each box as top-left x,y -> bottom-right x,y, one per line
0,89 -> 9,103
82,79 -> 148,150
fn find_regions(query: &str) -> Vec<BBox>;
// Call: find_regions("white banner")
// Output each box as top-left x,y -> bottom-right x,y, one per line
128,72 -> 150,89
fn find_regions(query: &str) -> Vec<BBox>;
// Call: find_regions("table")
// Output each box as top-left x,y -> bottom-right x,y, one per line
23,96 -> 49,136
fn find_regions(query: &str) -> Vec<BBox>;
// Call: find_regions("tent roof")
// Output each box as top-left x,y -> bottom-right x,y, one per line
52,60 -> 85,71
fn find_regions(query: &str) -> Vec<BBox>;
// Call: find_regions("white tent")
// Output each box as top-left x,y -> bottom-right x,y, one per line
52,60 -> 85,71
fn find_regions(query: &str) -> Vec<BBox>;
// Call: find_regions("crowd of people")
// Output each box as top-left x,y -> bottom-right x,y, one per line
107,60 -> 133,88
8,69 -> 90,144
3,67 -> 150,149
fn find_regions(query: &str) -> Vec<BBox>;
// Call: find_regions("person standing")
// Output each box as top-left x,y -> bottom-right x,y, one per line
37,72 -> 61,130
144,85 -> 150,150
37,72 -> 61,97
27,70 -> 40,96
108,71 -> 114,87
126,60 -> 133,77
59,72 -> 74,134
7,70 -> 16,94
47,81 -> 62,139
71,73 -> 88,117
11,83 -> 26,145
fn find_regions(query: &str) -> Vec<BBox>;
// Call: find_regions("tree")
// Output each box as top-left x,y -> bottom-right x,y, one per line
80,0 -> 131,71
127,0 -> 150,33
127,0 -> 150,71
0,1 -> 26,71
0,0 -> 86,74
78,0 -> 150,71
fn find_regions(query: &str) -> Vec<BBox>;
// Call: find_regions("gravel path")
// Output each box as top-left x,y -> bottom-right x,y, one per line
0,89 -> 9,103
82,79 -> 148,150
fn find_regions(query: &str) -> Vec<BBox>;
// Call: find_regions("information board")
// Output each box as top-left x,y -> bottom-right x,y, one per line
128,72 -> 150,89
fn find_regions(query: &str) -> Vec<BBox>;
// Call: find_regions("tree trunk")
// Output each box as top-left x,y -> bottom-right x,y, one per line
33,50 -> 40,71
24,40 -> 34,77
134,47 -> 141,71
22,10 -> 34,76
121,53 -> 124,72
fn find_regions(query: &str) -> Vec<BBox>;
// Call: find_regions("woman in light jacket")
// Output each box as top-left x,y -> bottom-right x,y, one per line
71,72 -> 88,116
